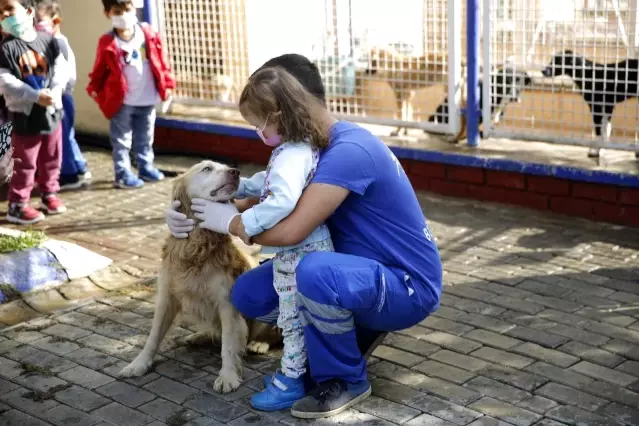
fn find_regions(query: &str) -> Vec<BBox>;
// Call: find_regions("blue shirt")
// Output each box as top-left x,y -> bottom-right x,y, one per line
312,121 -> 442,310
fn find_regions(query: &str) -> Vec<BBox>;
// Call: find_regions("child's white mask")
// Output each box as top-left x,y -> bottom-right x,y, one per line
111,11 -> 138,30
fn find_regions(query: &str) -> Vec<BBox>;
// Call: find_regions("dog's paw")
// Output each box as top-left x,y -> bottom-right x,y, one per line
213,369 -> 241,393
246,340 -> 270,354
119,356 -> 153,378
185,332 -> 211,346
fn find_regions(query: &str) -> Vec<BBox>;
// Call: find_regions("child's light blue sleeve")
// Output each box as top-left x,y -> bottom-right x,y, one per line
241,143 -> 313,237
236,171 -> 266,199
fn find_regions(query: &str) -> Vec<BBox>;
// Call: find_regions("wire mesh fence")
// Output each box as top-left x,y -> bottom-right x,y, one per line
155,0 -> 463,136
482,0 -> 639,156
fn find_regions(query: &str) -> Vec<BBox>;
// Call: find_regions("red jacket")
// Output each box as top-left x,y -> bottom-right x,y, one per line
86,24 -> 176,119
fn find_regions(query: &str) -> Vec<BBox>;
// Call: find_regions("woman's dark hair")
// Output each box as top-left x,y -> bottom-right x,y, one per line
239,66 -> 329,149
101,0 -> 133,12
258,54 -> 326,105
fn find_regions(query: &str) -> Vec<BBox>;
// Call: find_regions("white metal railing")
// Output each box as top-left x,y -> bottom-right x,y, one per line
153,0 -> 463,137
482,0 -> 639,154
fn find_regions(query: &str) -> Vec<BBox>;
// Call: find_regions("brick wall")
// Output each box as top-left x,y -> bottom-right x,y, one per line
154,126 -> 639,228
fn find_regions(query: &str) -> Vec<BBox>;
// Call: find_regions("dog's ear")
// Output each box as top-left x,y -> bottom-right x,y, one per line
171,175 -> 192,217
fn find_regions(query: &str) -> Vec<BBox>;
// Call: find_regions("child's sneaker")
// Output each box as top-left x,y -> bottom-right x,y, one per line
6,202 -> 45,224
41,193 -> 67,215
251,371 -> 306,411
139,167 -> 165,182
59,171 -> 92,191
115,173 -> 144,189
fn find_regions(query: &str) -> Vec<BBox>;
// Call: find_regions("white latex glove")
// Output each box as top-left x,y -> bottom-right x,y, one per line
166,200 -> 195,239
191,198 -> 240,234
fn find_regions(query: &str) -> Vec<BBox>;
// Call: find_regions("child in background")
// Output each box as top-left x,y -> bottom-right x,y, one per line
34,0 -> 92,191
87,0 -> 175,189
0,0 -> 69,224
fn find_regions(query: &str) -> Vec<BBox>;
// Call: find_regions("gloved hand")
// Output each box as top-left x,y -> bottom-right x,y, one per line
191,198 -> 240,234
166,200 -> 195,239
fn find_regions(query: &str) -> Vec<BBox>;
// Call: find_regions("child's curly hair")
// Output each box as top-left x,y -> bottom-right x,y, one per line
239,66 -> 329,150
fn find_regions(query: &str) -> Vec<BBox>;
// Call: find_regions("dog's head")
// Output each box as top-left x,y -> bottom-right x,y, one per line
494,68 -> 532,104
542,49 -> 577,77
172,160 -> 241,217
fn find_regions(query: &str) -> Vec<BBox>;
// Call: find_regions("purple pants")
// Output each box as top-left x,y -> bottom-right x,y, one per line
8,124 -> 62,203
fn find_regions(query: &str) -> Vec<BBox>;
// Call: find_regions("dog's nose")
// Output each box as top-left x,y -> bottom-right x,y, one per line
228,168 -> 240,178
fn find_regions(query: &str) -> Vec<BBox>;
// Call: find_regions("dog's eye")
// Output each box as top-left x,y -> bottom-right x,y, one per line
202,166 -> 212,172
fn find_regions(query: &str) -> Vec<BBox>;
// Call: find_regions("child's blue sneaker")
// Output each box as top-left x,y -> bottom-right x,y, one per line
251,371 -> 306,411
115,172 -> 144,189
139,167 -> 165,182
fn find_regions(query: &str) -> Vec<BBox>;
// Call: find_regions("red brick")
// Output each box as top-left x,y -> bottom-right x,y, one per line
572,182 -> 618,203
593,203 -> 639,227
409,161 -> 446,179
619,188 -> 639,206
527,175 -> 571,196
428,179 -> 469,198
407,173 -> 429,191
467,185 -> 548,211
485,170 -> 526,190
446,166 -> 485,184
549,197 -> 596,220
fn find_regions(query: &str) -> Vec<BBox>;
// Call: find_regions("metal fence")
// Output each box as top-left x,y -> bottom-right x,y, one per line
153,0 -> 463,137
482,0 -> 639,156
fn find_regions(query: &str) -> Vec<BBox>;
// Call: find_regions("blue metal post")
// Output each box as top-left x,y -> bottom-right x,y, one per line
466,0 -> 480,147
142,0 -> 154,26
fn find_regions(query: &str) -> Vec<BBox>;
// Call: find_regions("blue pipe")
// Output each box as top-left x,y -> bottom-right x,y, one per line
142,0 -> 154,26
466,0 -> 480,147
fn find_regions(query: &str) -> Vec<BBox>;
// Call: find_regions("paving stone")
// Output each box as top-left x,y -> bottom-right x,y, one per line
92,401 -> 155,426
372,345 -> 425,367
464,376 -> 531,405
574,306 -> 636,327
404,413 -> 457,425
569,360 -> 637,387
512,343 -> 579,368
583,379 -> 639,407
382,333 -> 440,357
0,409 -> 51,426
0,357 -> 22,379
12,373 -> 69,393
368,361 -> 481,405
467,417 -> 515,426
471,347 -> 534,369
558,341 -> 624,368
414,360 -> 476,384
42,403 -> 102,426
615,360 -> 639,377
103,311 -> 153,331
516,280 -> 572,298
429,349 -> 491,372
524,295 -> 583,313
410,393 -> 483,425
142,376 -> 198,404
370,378 -> 426,406
0,402 -> 10,413
0,378 -> 19,395
76,334 -> 135,358
532,418 -> 571,426
459,313 -> 517,334
501,311 -> 556,332
421,331 -> 483,354
0,300 -> 40,326
31,336 -> 81,356
489,296 -> 544,315
2,329 -> 45,344
515,395 -> 558,415
505,327 -> 568,349
5,345 -> 77,374
183,392 -> 248,423
1,387 -> 59,416
468,397 -> 542,426
54,385 -> 111,412
58,365 -> 115,389
58,278 -> 107,300
355,395 -> 421,424
22,289 -> 80,314
464,329 -> 522,350
0,338 -> 23,354
56,312 -> 97,328
546,325 -> 609,346
535,382 -> 608,411
64,348 -> 121,370
89,266 -> 140,291
421,316 -> 475,335
545,405 -> 612,426
154,359 -> 209,383
184,418 -> 224,426
442,284 -> 497,303
601,402 -> 639,426
602,339 -> 639,361
228,412 -> 280,426
138,398 -> 200,423
478,365 -> 548,392
524,362 -> 593,389
42,324 -> 93,341
95,381 -> 156,408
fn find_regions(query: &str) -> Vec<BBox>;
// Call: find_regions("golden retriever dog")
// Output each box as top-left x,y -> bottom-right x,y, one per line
119,160 -> 281,393
366,47 -> 465,137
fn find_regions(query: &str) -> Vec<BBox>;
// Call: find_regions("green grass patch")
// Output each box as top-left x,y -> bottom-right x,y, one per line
0,230 -> 47,253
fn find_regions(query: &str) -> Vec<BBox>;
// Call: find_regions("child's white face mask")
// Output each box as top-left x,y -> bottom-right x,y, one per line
111,11 -> 138,30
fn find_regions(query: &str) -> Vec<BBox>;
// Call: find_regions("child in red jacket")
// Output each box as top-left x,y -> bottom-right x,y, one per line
87,0 -> 175,189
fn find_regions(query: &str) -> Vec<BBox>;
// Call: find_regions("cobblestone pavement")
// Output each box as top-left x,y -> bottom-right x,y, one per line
1,148 -> 639,425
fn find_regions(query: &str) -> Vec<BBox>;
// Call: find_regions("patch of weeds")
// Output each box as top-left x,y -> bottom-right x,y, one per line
20,363 -> 53,377
0,230 -> 47,253
166,410 -> 190,426
49,336 -> 68,343
24,383 -> 71,402
92,317 -> 107,326
0,284 -> 21,303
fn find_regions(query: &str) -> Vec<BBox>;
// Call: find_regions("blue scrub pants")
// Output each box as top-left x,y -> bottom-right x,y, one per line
231,252 -> 438,384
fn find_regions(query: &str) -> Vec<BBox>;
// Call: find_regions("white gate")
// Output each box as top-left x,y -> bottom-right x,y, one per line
482,0 -> 639,153
151,0 -> 463,137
